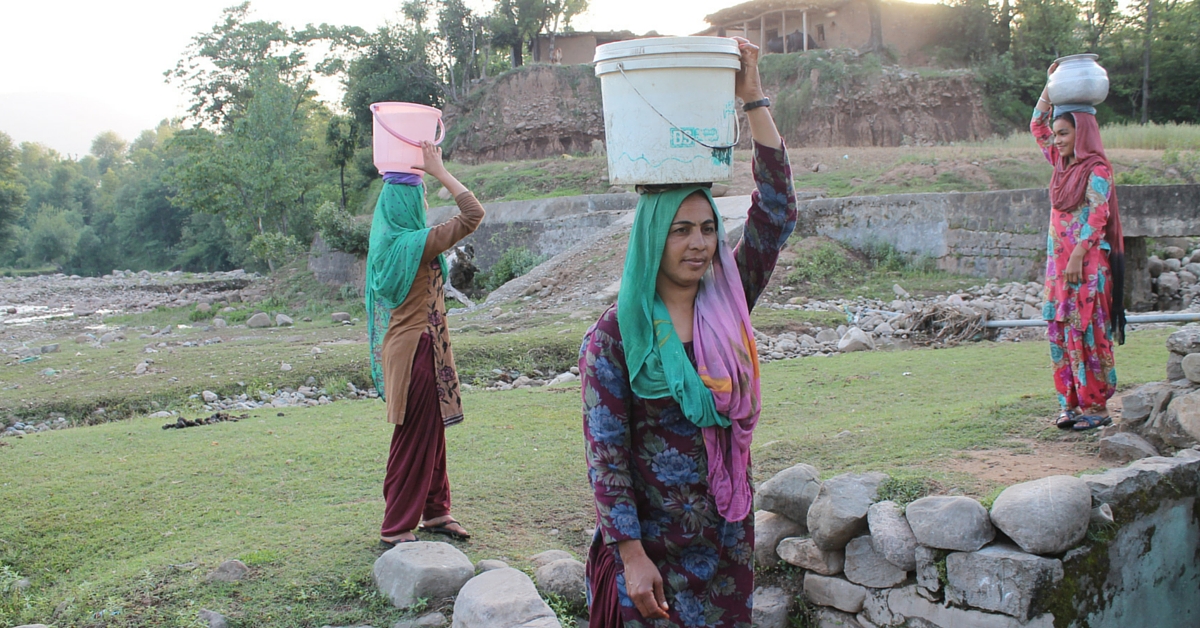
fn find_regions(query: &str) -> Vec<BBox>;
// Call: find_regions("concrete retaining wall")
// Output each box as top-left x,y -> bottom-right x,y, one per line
799,184 -> 1200,283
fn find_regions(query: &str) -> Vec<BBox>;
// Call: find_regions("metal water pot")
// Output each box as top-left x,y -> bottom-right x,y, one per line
1047,54 -> 1109,105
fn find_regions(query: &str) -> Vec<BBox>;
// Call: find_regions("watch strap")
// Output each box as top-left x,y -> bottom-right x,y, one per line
742,97 -> 771,112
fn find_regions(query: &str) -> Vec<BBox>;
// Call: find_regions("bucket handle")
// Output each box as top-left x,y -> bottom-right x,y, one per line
370,104 -> 446,147
616,62 -> 741,150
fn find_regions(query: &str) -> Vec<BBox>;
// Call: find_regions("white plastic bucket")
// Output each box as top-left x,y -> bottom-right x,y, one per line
370,102 -> 446,175
594,37 -> 741,185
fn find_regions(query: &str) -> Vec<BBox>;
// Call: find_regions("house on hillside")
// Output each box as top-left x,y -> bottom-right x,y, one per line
531,31 -> 640,65
695,0 -> 958,64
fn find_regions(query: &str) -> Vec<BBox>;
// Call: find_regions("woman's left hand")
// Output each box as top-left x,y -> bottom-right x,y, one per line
412,141 -> 449,180
1064,249 -> 1085,284
732,36 -> 765,103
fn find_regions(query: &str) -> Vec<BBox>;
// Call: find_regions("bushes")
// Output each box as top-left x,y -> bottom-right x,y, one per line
477,246 -> 545,291
315,201 -> 371,256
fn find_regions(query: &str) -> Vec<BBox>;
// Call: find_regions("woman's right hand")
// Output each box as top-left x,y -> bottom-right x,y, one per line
618,542 -> 669,620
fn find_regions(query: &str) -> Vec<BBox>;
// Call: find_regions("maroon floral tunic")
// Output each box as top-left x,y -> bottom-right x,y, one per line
580,142 -> 797,627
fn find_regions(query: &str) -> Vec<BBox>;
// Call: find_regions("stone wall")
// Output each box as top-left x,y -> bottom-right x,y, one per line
753,448 -> 1200,628
798,184 -> 1200,308
308,233 -> 366,293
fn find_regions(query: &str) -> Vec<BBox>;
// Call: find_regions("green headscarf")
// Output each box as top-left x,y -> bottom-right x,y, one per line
616,186 -> 730,429
365,183 -> 449,400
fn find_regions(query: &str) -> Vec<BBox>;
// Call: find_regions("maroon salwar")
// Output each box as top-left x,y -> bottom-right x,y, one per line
587,536 -> 623,628
382,333 -> 451,537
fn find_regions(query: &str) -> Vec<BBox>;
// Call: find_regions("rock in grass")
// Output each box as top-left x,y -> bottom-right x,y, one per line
207,559 -> 250,582
246,312 -> 272,328
837,327 -> 875,352
535,558 -> 585,607
451,568 -> 560,628
755,463 -> 821,526
905,496 -> 994,552
807,472 -> 889,551
198,609 -> 229,628
476,559 -> 509,573
276,314 -> 294,327
989,476 -> 1090,555
394,612 -> 449,628
374,542 -> 473,608
529,550 -> 573,569
331,312 -> 352,323
867,500 -> 918,571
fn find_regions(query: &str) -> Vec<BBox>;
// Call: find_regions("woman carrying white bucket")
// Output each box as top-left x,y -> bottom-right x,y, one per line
580,37 -> 798,628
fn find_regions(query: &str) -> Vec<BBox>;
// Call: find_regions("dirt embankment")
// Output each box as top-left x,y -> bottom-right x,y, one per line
443,54 -> 994,163
444,64 -> 605,164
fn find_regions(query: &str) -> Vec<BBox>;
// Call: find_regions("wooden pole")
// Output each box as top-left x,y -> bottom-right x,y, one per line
803,11 -> 808,50
782,10 -> 788,52
760,14 -> 766,48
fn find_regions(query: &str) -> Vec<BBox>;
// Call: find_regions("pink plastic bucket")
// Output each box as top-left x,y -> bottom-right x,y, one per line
370,102 -> 446,175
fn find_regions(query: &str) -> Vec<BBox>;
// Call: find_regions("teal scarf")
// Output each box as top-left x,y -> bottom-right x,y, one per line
365,183 -> 448,400
616,186 -> 730,429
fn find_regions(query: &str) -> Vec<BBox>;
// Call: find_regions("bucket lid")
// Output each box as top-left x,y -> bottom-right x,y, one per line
594,36 -> 739,64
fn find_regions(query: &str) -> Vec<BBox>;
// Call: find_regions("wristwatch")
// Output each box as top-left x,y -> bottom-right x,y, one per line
742,97 -> 771,112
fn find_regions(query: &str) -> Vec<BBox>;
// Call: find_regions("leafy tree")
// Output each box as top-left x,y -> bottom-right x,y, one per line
89,131 -> 128,175
439,0 -> 486,100
24,206 -> 82,267
0,132 -> 26,248
325,114 -> 359,209
343,12 -> 443,132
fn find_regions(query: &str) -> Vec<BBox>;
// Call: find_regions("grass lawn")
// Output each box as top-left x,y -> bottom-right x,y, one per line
0,328 -> 1171,627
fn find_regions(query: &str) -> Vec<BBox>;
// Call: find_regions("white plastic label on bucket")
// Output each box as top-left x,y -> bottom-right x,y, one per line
594,37 -> 741,186
370,102 -> 446,175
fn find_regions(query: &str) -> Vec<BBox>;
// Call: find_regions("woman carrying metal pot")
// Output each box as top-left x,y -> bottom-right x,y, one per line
1032,61 -> 1126,432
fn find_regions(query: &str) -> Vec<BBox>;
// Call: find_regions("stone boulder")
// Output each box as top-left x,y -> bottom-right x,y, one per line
1099,432 -> 1159,463
914,545 -> 942,593
888,585 -> 1055,628
1160,390 -> 1200,447
198,609 -> 229,628
843,536 -> 908,588
1167,327 -> 1200,355
807,472 -> 888,551
751,586 -> 791,628
989,476 -> 1091,555
331,312 -> 352,323
754,463 -> 820,526
529,550 -> 573,569
803,573 -> 867,614
905,496 -> 994,552
1184,353 -> 1200,384
276,314 -> 294,327
777,537 -> 844,575
452,568 -> 560,628
247,312 -> 272,328
1168,353 -> 1185,381
373,541 -> 474,608
207,559 -> 249,582
837,327 -> 875,353
1120,382 -> 1178,424
867,500 -> 918,571
755,510 -> 805,568
394,613 -> 449,628
476,559 -> 509,573
945,545 -> 1064,621
816,329 -> 840,344
535,558 -> 585,607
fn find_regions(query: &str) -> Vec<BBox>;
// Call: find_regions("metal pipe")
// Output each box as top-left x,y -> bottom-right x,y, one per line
985,312 -> 1200,328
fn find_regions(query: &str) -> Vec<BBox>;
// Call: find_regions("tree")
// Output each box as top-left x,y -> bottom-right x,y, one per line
25,206 -> 81,267
89,131 -> 128,175
0,132 -> 26,247
343,15 -> 443,132
862,0 -> 884,53
1010,0 -> 1080,69
543,0 -> 589,60
326,114 -> 358,209
439,0 -> 485,100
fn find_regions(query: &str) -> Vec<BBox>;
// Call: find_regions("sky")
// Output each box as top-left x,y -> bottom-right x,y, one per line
0,0 -> 737,157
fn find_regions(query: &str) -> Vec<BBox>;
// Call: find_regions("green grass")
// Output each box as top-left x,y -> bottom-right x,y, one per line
967,122 -> 1200,151
0,327 -> 1172,625
425,155 -> 612,207
775,237 -> 980,301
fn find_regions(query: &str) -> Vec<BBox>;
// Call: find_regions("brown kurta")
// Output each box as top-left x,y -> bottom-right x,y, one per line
381,191 -> 484,426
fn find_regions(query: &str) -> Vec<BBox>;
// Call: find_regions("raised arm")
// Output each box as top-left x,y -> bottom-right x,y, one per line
1032,62 -> 1059,165
413,141 -> 484,263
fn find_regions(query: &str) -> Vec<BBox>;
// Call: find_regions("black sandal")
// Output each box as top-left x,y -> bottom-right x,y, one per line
418,519 -> 471,540
1055,410 -> 1078,430
1072,414 -> 1112,431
